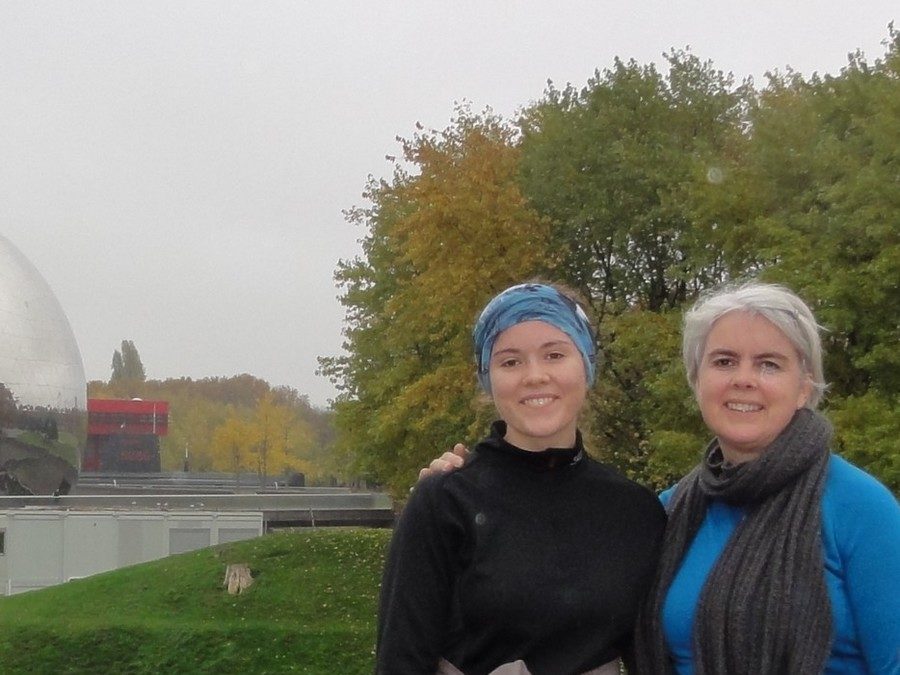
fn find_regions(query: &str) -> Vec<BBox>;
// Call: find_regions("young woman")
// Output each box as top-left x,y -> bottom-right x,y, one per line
376,282 -> 667,675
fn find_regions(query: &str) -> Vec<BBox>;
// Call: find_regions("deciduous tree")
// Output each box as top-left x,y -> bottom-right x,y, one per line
110,340 -> 146,383
321,107 -> 553,495
516,51 -> 757,487
211,410 -> 254,479
248,393 -> 312,482
741,30 -> 900,489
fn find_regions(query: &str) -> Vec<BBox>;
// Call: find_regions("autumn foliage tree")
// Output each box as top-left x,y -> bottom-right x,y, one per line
248,392 -> 314,482
321,108 -> 554,494
211,411 -> 253,480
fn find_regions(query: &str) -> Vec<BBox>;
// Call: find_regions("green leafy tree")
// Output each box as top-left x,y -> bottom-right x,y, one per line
829,392 -> 900,491
747,34 -> 899,396
586,308 -> 707,488
516,51 -> 758,487
741,29 -> 900,489
518,51 -> 755,316
0,383 -> 17,430
110,351 -> 124,381
110,340 -> 146,383
321,107 -> 553,495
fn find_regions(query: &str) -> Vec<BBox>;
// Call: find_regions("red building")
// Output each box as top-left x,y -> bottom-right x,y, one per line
84,399 -> 169,472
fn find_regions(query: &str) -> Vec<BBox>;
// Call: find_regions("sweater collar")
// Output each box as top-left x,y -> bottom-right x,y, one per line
476,420 -> 584,471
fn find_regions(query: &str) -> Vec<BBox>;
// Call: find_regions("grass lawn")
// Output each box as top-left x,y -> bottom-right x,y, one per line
0,527 -> 392,674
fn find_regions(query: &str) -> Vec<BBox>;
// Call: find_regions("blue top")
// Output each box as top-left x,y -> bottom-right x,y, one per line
660,454 -> 900,674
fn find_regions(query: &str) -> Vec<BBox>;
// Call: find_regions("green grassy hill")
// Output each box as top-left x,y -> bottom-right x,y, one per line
0,528 -> 392,674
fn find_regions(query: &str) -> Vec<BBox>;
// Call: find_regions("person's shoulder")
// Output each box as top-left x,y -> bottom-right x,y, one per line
412,451 -> 487,496
820,454 -> 900,569
582,457 -> 665,509
403,458 -> 487,523
821,455 -> 898,543
409,463 -> 468,502
581,455 -> 635,485
824,454 -> 897,511
826,455 -> 895,502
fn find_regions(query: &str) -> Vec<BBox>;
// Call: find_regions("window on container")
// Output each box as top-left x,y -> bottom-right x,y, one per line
0,529 -> 5,555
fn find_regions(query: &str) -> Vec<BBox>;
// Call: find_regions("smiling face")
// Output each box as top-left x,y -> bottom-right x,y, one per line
695,311 -> 813,464
489,320 -> 587,452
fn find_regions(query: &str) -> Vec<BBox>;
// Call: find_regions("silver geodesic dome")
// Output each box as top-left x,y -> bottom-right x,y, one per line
0,234 -> 85,494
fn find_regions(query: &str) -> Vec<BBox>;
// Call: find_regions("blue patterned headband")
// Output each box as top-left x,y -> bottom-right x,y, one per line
473,283 -> 597,393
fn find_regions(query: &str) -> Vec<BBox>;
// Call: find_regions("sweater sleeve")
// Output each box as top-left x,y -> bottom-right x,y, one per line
829,461 -> 900,674
376,477 -> 464,675
658,485 -> 676,508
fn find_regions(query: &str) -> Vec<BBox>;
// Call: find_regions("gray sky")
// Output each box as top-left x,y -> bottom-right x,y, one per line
1,2 -> 894,407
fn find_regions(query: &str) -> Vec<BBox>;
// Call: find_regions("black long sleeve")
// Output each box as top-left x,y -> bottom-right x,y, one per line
376,423 -> 666,675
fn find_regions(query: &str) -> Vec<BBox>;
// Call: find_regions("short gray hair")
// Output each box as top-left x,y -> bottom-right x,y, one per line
682,282 -> 827,407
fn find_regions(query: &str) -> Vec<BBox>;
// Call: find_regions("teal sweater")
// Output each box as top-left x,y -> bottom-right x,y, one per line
660,454 -> 900,674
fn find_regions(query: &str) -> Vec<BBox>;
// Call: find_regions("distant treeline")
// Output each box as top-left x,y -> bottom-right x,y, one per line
89,374 -> 336,482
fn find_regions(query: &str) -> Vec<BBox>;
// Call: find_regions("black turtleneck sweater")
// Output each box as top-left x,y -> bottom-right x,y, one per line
376,422 -> 666,675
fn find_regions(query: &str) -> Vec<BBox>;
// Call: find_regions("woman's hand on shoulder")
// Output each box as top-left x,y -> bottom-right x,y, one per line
417,443 -> 469,481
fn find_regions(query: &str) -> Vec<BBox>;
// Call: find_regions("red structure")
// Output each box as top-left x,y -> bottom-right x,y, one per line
84,399 -> 169,472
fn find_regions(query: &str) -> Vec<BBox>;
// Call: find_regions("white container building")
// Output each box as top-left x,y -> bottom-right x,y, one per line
0,508 -> 263,595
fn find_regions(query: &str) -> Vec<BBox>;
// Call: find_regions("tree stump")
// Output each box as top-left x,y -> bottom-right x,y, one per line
223,563 -> 254,595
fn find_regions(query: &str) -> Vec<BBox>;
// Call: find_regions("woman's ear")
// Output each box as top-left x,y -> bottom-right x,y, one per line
796,374 -> 814,409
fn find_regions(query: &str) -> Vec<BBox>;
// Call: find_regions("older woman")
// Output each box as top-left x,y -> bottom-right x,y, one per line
377,282 -> 666,675
634,283 -> 900,674
423,282 -> 900,674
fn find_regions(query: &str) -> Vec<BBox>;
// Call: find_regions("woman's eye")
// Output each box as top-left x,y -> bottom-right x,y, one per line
760,360 -> 781,373
546,351 -> 565,360
711,357 -> 734,368
499,358 -> 519,368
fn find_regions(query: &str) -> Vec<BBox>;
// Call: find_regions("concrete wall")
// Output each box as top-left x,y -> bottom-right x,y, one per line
0,509 -> 263,595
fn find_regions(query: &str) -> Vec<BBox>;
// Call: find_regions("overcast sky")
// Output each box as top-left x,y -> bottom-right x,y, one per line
0,2 -> 894,407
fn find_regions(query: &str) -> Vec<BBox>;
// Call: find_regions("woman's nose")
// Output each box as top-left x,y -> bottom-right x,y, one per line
730,362 -> 758,388
523,360 -> 550,384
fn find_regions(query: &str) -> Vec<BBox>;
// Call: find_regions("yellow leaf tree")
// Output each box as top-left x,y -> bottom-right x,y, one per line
249,393 -> 315,483
210,409 -> 255,480
321,106 -> 555,495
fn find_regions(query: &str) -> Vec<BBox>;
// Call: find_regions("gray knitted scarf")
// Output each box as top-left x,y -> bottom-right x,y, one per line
635,408 -> 833,675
